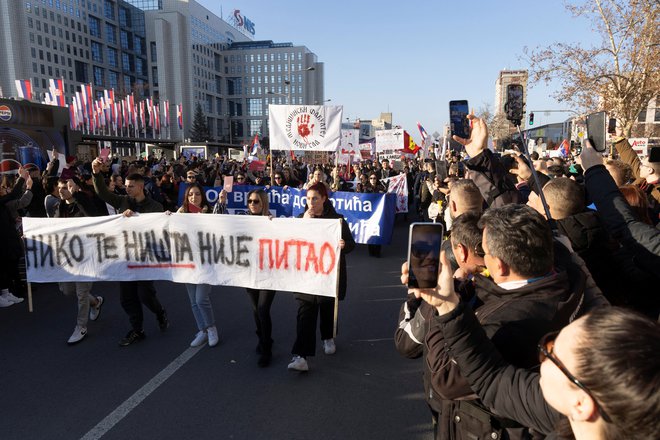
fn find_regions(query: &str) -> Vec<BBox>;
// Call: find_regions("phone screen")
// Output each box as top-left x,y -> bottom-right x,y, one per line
449,100 -> 470,139
607,118 -> 617,134
505,85 -> 524,122
407,223 -> 444,289
587,112 -> 607,152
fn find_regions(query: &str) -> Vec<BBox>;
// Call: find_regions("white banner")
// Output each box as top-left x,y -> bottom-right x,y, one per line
268,105 -> 343,151
338,129 -> 360,164
23,214 -> 342,298
375,129 -> 404,152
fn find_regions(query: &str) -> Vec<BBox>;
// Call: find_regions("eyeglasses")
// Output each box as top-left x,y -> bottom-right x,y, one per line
473,242 -> 485,258
186,175 -> 196,179
247,198 -> 261,205
411,242 -> 439,259
236,177 -> 245,181
274,176 -> 283,180
538,332 -> 612,423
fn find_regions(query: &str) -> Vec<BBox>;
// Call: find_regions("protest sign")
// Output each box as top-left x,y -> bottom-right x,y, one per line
177,185 -> 396,244
386,173 -> 409,213
375,129 -> 404,152
268,105 -> 343,151
23,214 -> 341,298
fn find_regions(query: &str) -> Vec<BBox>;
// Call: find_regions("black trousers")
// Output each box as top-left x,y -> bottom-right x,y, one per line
119,281 -> 164,332
291,294 -> 335,357
246,288 -> 276,352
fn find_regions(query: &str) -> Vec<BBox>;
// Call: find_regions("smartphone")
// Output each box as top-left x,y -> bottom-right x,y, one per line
505,84 -> 524,122
586,112 -> 607,152
607,117 -> 617,134
449,100 -> 470,139
407,223 -> 445,289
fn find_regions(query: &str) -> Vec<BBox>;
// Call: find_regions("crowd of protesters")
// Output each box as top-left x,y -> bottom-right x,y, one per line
1,113 -> 659,439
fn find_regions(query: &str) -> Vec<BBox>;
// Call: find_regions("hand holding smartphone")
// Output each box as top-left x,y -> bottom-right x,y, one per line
586,111 -> 607,152
449,100 -> 470,139
407,223 -> 444,289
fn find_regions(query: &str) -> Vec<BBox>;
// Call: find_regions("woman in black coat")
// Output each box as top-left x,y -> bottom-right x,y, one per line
287,182 -> 355,372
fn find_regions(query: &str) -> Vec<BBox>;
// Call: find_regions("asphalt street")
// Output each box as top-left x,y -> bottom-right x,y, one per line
0,218 -> 433,440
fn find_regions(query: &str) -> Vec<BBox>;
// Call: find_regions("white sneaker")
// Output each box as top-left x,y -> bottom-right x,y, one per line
67,326 -> 87,345
207,326 -> 219,347
0,296 -> 14,308
190,331 -> 208,347
323,338 -> 336,355
2,292 -> 24,304
89,296 -> 104,321
287,356 -> 309,372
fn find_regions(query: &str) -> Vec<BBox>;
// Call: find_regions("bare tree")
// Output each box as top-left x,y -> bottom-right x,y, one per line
523,0 -> 659,136
477,102 -> 513,146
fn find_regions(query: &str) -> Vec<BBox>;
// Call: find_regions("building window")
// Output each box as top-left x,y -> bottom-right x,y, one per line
107,47 -> 118,68
108,70 -> 119,89
103,0 -> 114,20
91,41 -> 103,62
120,30 -> 130,50
93,66 -> 104,86
248,119 -> 262,136
638,109 -> 647,123
247,98 -> 263,117
88,15 -> 100,38
152,66 -> 158,86
123,75 -> 132,92
105,23 -> 116,45
118,6 -> 130,27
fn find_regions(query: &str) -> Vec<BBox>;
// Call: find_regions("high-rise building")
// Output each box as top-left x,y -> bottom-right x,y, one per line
224,40 -> 324,144
133,0 -> 324,145
0,0 -> 149,102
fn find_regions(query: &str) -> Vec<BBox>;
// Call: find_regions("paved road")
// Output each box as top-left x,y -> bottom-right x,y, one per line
1,219 -> 433,440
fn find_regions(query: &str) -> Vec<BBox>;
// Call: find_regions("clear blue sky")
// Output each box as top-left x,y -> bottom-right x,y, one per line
199,0 -> 600,143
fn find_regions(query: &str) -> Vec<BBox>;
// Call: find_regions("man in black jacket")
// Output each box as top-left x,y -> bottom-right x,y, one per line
92,158 -> 169,347
396,203 -> 608,440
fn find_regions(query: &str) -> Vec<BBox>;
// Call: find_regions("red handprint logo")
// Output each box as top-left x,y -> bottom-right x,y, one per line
297,114 -> 315,144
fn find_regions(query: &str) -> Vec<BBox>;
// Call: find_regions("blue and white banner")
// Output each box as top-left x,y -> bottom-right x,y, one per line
178,185 -> 396,245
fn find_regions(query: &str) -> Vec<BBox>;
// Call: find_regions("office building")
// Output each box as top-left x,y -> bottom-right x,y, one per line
0,0 -> 149,102
134,0 -> 324,145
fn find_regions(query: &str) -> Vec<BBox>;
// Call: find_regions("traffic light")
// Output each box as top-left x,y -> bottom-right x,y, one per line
529,112 -> 535,126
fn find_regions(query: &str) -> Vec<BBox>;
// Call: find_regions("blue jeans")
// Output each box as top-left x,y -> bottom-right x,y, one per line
185,283 -> 215,331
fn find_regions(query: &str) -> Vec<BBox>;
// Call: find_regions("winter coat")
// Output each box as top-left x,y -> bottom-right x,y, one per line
584,165 -> 659,277
465,149 -> 520,207
297,200 -> 355,300
93,173 -> 163,214
0,177 -> 26,262
395,240 -> 608,439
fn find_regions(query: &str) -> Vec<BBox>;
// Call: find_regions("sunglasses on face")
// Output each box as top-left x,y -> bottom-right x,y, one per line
247,198 -> 261,205
538,332 -> 612,423
236,177 -> 245,181
411,241 -> 440,259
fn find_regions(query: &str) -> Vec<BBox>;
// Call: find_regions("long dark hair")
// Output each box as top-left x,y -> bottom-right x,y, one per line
574,307 -> 660,440
182,182 -> 210,212
247,189 -> 270,216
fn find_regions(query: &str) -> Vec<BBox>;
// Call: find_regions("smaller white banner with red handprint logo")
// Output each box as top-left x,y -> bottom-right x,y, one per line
269,105 -> 343,151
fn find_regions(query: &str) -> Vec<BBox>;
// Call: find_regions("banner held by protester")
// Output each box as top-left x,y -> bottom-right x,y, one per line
23,214 -> 341,298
